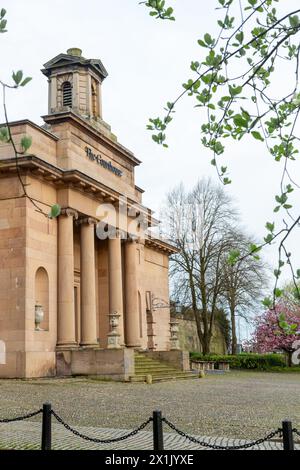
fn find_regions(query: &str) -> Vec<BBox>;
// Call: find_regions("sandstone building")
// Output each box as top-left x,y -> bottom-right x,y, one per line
0,48 -> 183,379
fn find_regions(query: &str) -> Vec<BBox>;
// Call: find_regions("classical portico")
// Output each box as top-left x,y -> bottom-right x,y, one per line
56,208 -> 148,351
0,48 -> 179,379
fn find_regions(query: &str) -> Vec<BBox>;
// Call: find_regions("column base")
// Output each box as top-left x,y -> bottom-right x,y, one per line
126,343 -> 142,348
79,343 -> 99,349
56,342 -> 78,350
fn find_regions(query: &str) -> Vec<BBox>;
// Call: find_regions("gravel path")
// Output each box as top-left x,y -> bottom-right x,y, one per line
0,371 -> 299,440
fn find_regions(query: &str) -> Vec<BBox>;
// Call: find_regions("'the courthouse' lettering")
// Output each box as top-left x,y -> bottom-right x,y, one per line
85,146 -> 123,177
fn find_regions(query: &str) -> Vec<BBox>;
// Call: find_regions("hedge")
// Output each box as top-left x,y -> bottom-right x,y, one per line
190,352 -> 287,370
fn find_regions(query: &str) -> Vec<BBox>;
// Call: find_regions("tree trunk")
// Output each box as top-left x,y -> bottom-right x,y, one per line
230,307 -> 237,355
201,335 -> 211,355
286,350 -> 293,367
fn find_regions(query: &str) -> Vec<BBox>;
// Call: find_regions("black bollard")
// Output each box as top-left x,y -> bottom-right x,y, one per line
41,403 -> 52,450
153,410 -> 164,451
282,420 -> 294,451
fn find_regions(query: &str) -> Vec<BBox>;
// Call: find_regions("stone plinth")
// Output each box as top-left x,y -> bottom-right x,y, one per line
56,348 -> 134,381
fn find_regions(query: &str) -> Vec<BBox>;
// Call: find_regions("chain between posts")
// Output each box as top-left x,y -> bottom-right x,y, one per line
0,405 -> 299,450
162,417 -> 282,450
0,409 -> 42,423
51,410 -> 153,444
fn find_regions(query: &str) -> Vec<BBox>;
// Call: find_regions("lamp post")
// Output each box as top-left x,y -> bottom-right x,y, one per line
150,295 -> 181,350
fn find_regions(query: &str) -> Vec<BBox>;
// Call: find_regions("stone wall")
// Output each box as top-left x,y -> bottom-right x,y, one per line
174,315 -> 227,354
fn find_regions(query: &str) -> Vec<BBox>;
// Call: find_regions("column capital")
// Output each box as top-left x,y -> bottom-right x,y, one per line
77,217 -> 98,226
60,208 -> 78,220
115,229 -> 127,239
126,234 -> 145,245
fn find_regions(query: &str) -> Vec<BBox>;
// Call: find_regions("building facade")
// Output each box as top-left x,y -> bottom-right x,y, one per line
0,48 -> 179,379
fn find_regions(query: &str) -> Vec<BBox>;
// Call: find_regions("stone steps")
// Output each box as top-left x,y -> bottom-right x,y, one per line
129,353 -> 197,383
130,373 -> 197,383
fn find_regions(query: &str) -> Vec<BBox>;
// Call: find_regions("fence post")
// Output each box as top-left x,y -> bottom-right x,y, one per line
282,420 -> 294,451
153,410 -> 164,451
41,403 -> 52,450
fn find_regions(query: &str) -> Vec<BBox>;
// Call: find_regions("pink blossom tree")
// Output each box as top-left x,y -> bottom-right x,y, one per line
248,304 -> 300,366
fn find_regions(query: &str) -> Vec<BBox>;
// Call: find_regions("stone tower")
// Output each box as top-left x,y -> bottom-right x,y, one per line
42,48 -> 112,135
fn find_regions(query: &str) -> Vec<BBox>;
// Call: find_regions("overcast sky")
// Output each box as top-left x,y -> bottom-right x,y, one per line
2,1 -> 300,333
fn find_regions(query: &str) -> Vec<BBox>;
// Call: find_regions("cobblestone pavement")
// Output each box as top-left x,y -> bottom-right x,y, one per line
1,420 -> 299,450
0,371 -> 299,446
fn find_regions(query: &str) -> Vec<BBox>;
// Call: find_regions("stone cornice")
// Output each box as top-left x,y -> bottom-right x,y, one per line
0,155 -> 159,226
42,111 -> 141,167
0,119 -> 59,141
145,237 -> 180,255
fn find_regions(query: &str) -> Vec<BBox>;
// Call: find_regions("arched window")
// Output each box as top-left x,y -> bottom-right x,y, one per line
35,267 -> 49,331
62,81 -> 72,107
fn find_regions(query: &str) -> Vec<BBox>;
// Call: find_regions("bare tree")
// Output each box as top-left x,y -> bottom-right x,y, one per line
163,178 -> 239,354
221,231 -> 267,354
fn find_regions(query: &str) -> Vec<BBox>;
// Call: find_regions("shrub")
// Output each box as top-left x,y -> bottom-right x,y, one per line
190,352 -> 287,370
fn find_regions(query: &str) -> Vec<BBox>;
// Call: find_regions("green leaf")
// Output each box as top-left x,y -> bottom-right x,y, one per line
12,70 -> 23,86
262,297 -> 272,308
204,33 -> 213,45
264,234 -> 273,244
289,15 -> 300,28
266,222 -> 274,232
0,127 -> 9,142
250,243 -> 261,253
229,85 -> 243,96
49,204 -> 61,219
197,39 -> 207,48
251,131 -> 264,142
235,31 -> 244,44
233,114 -> 248,128
228,249 -> 240,265
20,135 -> 32,152
20,77 -> 32,87
274,288 -> 283,298
223,177 -> 231,185
278,313 -> 286,322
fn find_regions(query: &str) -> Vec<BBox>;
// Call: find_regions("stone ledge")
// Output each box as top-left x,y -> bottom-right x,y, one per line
56,348 -> 134,381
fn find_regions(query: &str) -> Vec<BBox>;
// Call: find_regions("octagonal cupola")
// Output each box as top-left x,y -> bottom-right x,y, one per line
42,48 -> 108,122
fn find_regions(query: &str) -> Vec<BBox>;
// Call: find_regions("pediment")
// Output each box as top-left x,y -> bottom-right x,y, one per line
43,54 -> 77,70
42,54 -> 108,81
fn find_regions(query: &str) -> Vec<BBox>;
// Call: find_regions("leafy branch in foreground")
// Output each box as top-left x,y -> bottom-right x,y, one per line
0,8 -> 60,219
140,0 -> 175,20
143,0 -> 300,303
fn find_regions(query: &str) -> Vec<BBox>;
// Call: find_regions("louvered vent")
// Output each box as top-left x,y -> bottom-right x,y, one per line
62,81 -> 72,107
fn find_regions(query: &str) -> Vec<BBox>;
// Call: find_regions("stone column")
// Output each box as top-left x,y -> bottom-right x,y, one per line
108,232 -> 124,346
86,74 -> 92,117
73,72 -> 80,113
124,237 -> 141,348
57,208 -> 78,348
50,75 -> 57,113
79,217 -> 98,347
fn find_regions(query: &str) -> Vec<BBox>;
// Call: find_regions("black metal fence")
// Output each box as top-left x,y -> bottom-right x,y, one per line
0,403 -> 299,451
